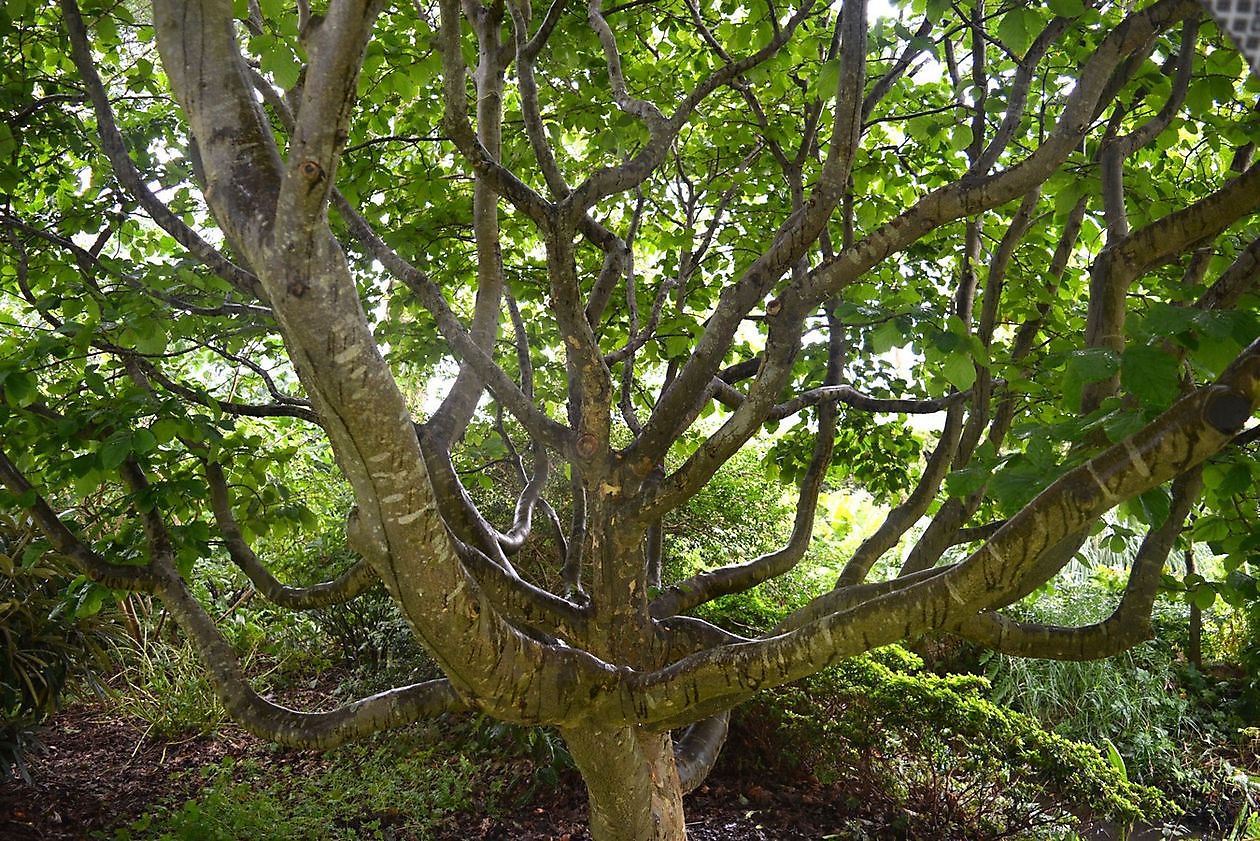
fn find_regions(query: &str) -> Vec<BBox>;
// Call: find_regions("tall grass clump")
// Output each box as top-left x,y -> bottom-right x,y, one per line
981,571 -> 1253,830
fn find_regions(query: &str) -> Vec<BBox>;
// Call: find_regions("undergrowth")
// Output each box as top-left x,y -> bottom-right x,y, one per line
983,577 -> 1258,831
729,645 -> 1174,840
112,723 -> 502,841
1,513 -> 128,782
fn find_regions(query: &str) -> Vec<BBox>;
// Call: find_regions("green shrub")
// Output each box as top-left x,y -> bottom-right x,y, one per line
982,577 -> 1253,830
313,581 -> 440,692
729,645 -> 1173,839
1227,597 -> 1260,722
0,513 -> 129,782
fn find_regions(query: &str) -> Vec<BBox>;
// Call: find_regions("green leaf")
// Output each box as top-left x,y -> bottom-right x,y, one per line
815,59 -> 841,101
1101,409 -> 1146,444
989,458 -> 1050,513
1047,0 -> 1086,17
941,351 -> 976,391
870,320 -> 903,354
948,124 -> 973,152
1061,347 -> 1119,408
151,417 -> 183,444
131,428 -> 158,455
945,466 -> 989,498
1064,347 -> 1120,382
1120,345 -> 1180,409
1189,584 -> 1216,611
1191,515 -> 1231,543
1101,738 -> 1127,782
0,121 -> 17,159
261,42 -> 303,90
1137,303 -> 1195,340
133,322 -> 168,356
661,333 -> 690,360
1137,487 -> 1171,529
74,584 -> 108,618
2,371 -> 37,406
98,434 -> 133,470
996,7 -> 1039,56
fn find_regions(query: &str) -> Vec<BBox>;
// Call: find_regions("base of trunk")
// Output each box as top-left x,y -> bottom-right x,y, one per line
563,725 -> 687,841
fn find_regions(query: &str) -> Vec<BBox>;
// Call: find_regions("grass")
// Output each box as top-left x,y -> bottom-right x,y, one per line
110,639 -> 231,739
980,571 -> 1260,834
983,575 -> 1195,770
111,722 -> 503,841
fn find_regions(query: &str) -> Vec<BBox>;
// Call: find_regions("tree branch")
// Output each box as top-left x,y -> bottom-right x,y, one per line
616,341 -> 1260,728
954,470 -> 1200,659
205,461 -> 378,609
0,446 -> 157,591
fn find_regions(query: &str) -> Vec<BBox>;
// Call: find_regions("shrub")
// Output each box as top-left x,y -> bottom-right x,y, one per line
0,513 -> 129,781
728,645 -> 1173,839
983,576 -> 1252,831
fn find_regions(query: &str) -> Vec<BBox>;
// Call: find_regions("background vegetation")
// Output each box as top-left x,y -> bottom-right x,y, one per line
6,438 -> 1260,839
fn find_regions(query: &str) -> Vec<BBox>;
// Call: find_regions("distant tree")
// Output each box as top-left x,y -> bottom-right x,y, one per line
1,0 -> 1258,837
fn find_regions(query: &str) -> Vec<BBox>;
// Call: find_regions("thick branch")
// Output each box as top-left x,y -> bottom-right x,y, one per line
955,470 -> 1200,659
615,341 -> 1260,728
206,462 -> 377,609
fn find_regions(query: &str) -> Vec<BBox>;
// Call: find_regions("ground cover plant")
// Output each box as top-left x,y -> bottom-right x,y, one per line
2,0 -> 1260,838
726,644 -> 1175,840
0,512 -> 127,783
981,572 -> 1260,835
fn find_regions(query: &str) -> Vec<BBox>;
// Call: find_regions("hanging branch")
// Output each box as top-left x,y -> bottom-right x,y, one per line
62,0 -> 264,300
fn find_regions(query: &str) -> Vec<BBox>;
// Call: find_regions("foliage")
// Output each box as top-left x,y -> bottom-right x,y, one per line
983,574 -> 1256,831
1226,596 -> 1260,721
666,447 -> 796,577
985,581 -> 1192,772
731,645 -> 1174,839
313,582 -> 440,689
458,715 -> 575,803
0,512 -> 128,781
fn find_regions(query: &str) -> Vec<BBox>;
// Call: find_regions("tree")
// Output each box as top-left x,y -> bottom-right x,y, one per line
1,0 -> 1259,837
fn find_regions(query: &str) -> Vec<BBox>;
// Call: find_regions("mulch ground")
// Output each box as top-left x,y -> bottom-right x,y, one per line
0,705 -> 869,841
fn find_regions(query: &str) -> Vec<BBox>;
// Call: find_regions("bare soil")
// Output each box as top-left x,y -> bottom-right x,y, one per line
0,705 -> 870,841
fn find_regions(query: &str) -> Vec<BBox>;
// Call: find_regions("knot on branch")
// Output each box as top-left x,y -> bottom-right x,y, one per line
1203,388 -> 1252,435
576,432 -> 600,459
298,159 -> 325,182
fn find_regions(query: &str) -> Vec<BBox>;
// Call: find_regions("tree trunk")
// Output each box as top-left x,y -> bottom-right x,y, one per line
1186,546 -> 1203,670
563,724 -> 687,841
